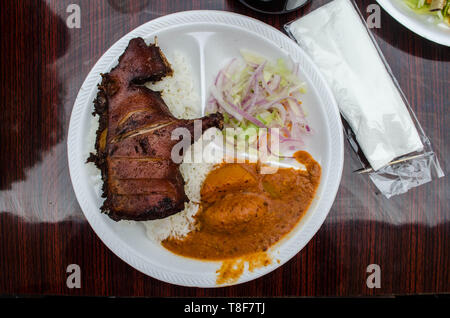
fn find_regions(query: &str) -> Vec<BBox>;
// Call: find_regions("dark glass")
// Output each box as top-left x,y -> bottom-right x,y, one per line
239,0 -> 310,14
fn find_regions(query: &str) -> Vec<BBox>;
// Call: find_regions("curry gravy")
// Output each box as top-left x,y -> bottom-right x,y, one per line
162,151 -> 321,261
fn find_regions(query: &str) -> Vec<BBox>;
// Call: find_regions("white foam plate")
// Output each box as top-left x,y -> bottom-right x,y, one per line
67,11 -> 344,287
377,0 -> 450,46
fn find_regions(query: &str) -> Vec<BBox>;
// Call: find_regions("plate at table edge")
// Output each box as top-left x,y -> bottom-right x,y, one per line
67,10 -> 344,287
376,0 -> 450,46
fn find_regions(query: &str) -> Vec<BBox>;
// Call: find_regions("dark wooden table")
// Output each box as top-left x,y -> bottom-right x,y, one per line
0,0 -> 448,297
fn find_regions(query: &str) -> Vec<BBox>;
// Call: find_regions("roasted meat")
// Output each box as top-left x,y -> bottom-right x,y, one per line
89,37 -> 223,221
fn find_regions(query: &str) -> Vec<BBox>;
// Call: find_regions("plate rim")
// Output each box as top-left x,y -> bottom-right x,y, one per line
67,10 -> 344,287
376,0 -> 450,46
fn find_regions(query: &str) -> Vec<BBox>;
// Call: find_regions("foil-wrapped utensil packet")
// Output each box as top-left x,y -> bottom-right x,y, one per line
285,0 -> 444,197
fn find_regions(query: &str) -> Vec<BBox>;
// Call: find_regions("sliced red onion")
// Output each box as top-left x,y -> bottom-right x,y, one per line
270,103 -> 287,124
242,61 -> 266,103
260,96 -> 298,110
244,81 -> 261,113
257,69 -> 273,96
268,74 -> 281,91
210,86 -> 243,121
223,95 -> 267,128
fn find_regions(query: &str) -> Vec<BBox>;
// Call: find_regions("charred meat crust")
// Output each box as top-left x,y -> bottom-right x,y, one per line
105,197 -> 184,221
88,37 -> 223,221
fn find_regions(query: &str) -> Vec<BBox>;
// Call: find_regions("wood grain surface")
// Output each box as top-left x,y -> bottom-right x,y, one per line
0,0 -> 448,296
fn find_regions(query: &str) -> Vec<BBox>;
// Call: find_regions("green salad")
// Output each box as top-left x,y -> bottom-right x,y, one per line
403,0 -> 450,25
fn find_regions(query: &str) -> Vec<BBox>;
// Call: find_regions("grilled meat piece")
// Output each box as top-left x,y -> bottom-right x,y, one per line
89,37 -> 223,221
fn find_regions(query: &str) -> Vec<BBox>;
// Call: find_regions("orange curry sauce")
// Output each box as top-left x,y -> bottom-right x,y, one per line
162,151 -> 321,283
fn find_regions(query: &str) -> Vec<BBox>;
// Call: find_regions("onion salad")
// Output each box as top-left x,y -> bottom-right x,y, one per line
206,49 -> 311,157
